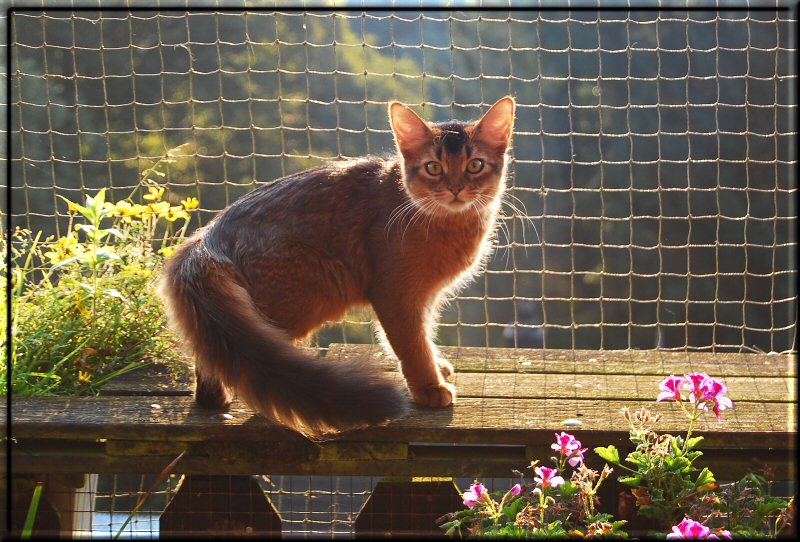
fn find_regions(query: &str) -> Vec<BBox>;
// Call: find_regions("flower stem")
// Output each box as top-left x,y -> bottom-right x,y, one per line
683,405 -> 699,455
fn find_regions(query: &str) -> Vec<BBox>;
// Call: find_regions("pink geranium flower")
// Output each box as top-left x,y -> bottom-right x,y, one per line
657,375 -> 685,402
666,518 -> 731,540
534,466 -> 565,489
683,373 -> 710,405
702,378 -> 733,422
682,373 -> 734,421
551,431 -> 588,467
462,482 -> 487,509
509,483 -> 522,497
666,518 -> 711,539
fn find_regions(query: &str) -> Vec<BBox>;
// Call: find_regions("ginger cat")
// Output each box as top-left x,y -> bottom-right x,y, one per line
160,96 -> 516,437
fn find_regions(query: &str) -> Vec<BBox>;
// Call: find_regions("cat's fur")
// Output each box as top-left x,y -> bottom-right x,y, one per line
159,96 -> 515,438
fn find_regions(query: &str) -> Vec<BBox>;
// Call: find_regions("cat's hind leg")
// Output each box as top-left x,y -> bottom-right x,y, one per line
194,366 -> 232,409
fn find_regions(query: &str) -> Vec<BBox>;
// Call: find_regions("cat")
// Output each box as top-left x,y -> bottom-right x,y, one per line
159,96 -> 515,438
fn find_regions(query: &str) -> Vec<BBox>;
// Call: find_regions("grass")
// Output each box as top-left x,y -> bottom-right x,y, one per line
1,148 -> 196,396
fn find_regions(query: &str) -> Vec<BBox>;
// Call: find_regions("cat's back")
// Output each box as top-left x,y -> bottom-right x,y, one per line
203,156 -> 402,259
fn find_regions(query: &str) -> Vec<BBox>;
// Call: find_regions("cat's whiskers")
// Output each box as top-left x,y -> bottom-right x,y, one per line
389,195 -> 438,249
403,198 -> 438,246
501,191 -> 541,250
474,193 -> 514,270
385,198 -> 421,240
423,199 -> 447,240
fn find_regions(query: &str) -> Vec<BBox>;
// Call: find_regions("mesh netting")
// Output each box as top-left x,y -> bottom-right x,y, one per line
5,7 -> 797,353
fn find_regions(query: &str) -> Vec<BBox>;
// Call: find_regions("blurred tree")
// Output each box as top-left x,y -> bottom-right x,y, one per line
8,9 -> 795,352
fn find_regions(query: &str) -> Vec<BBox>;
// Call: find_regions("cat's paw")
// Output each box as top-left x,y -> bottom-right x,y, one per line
436,358 -> 454,379
195,380 -> 233,409
411,382 -> 456,408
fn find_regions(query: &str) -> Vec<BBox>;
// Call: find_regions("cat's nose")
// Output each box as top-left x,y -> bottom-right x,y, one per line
449,183 -> 464,196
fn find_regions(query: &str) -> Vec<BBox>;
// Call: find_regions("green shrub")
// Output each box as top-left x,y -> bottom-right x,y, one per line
1,156 -> 197,396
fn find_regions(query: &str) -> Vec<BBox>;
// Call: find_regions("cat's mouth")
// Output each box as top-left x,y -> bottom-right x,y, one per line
440,196 -> 473,213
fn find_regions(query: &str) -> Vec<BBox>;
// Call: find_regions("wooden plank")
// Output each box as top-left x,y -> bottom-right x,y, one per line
326,344 -> 797,377
99,367 -> 795,402
93,344 -> 794,399
3,395 -> 795,448
449,373 -> 795,402
6,441 -> 795,480
99,362 -> 193,396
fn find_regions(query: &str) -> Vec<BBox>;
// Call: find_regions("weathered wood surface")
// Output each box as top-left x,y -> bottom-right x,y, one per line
4,394 -> 796,445
3,345 -> 796,478
330,344 -> 797,377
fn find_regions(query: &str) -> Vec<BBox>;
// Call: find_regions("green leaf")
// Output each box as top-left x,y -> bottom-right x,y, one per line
28,373 -> 61,381
686,450 -> 703,462
51,253 -> 92,270
75,224 -> 97,234
686,436 -> 704,451
76,281 -> 95,293
103,288 -> 130,305
57,195 -> 90,218
94,249 -> 121,264
756,499 -> 788,517
619,475 -> 643,487
594,445 -> 621,465
558,481 -> 580,499
105,228 -> 125,240
625,451 -> 647,467
664,455 -> 691,473
21,482 -> 43,539
502,495 -> 526,521
114,451 -> 186,540
670,436 -> 682,455
91,188 -> 107,210
695,467 -> 715,487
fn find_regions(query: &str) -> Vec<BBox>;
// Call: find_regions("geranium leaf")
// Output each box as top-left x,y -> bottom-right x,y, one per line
594,445 -> 621,465
686,436 -> 704,450
619,475 -> 642,487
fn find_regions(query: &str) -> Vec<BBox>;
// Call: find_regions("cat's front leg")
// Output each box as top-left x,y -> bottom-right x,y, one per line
435,356 -> 454,379
371,299 -> 455,408
374,321 -> 453,380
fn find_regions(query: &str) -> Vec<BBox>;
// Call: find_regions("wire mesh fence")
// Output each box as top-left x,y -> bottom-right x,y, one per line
15,472 -> 796,539
15,474 -> 533,539
6,7 -> 797,355
3,6 -> 797,535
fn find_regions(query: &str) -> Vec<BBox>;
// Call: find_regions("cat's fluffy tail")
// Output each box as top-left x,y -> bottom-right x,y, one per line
159,238 -> 410,438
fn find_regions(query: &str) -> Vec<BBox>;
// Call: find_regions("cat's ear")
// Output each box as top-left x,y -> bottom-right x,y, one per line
389,101 -> 433,157
473,96 -> 515,153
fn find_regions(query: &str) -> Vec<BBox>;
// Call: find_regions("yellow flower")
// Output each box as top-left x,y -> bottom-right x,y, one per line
157,246 -> 175,258
44,233 -> 85,264
143,185 -> 165,201
166,206 -> 189,222
112,200 -> 133,214
181,197 -> 199,210
147,201 -> 171,218
78,370 -> 92,383
108,200 -> 146,223
130,203 -> 147,219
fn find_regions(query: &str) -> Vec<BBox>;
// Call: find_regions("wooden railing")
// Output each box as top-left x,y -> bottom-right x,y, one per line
2,344 -> 796,538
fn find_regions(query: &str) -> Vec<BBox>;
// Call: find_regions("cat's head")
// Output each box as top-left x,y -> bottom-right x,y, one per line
389,96 -> 515,214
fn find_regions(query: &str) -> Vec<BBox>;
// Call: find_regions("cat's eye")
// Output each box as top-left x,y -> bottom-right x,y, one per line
466,159 -> 484,174
425,161 -> 443,176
